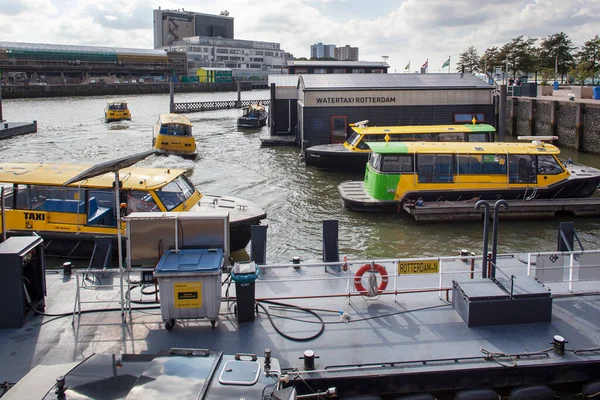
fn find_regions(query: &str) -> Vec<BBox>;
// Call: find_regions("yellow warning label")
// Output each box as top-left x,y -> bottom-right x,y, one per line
397,260 -> 439,274
173,282 -> 202,308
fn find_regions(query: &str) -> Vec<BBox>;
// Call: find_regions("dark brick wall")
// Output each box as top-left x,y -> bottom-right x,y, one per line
273,99 -> 298,135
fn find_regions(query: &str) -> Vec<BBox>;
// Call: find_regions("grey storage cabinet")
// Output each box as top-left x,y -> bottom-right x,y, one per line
0,236 -> 46,328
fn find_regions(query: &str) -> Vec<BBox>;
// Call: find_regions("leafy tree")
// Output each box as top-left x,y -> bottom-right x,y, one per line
479,47 -> 501,75
539,68 -> 554,86
457,46 -> 480,73
295,57 -> 309,61
539,32 -> 577,83
577,35 -> 600,85
497,36 -> 538,79
568,61 -> 593,86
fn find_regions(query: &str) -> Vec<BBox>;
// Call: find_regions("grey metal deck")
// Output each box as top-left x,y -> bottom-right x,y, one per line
2,251 -> 600,397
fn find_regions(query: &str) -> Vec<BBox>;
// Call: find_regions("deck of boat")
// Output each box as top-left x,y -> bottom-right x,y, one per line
2,249 -> 600,398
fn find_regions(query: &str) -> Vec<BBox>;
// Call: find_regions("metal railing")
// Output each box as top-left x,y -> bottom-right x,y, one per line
172,99 -> 269,113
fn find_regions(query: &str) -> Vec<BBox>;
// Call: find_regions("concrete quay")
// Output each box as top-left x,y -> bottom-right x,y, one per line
0,121 -> 37,139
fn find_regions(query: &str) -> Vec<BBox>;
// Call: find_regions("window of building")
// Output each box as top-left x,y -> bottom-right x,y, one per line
352,69 -> 365,73
216,48 -> 228,54
295,68 -> 308,74
454,113 -> 485,123
216,56 -> 229,61
314,68 -> 327,74
253,57 -> 263,62
255,51 -> 263,56
333,68 -> 346,74
372,69 -> 384,73
230,49 -> 240,55
265,51 -> 274,56
250,64 -> 261,69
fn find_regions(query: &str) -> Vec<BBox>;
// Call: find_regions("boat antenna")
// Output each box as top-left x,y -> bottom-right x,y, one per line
517,136 -> 558,146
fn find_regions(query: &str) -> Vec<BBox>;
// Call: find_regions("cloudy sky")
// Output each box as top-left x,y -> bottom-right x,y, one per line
0,0 -> 598,72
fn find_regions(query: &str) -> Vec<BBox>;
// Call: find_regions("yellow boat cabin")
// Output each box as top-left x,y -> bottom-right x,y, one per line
152,113 -> 197,159
305,121 -> 496,172
104,100 -> 131,122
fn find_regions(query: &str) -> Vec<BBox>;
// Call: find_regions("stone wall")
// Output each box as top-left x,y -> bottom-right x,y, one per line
506,97 -> 600,154
0,82 -> 256,99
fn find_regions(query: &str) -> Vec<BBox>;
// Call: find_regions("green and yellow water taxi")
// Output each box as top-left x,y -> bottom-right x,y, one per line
104,100 -> 131,122
0,162 -> 265,257
152,114 -> 197,159
305,122 -> 496,172
339,137 -> 600,212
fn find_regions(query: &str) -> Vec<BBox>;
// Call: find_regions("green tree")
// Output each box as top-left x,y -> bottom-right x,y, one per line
479,46 -> 500,75
577,35 -> 600,85
539,32 -> 577,83
457,46 -> 480,73
497,36 -> 538,79
569,61 -> 593,86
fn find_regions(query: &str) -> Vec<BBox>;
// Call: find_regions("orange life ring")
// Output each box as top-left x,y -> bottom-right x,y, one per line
354,263 -> 388,295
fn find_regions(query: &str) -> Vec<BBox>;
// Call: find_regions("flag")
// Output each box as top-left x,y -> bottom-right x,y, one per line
404,62 -> 410,70
422,60 -> 428,70
442,57 -> 450,68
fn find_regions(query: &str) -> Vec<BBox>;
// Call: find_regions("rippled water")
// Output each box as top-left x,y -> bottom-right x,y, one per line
2,90 -> 600,262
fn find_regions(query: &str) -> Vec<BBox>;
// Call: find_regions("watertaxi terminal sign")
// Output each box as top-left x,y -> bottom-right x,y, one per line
397,260 -> 439,274
315,96 -> 396,105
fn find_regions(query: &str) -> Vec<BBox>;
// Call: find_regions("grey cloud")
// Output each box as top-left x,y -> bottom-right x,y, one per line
86,2 -> 152,30
0,0 -> 28,16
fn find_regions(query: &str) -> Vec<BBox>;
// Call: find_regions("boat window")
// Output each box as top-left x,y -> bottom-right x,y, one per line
154,175 -> 196,211
537,155 -> 564,175
162,124 -> 191,136
331,116 -> 348,144
127,191 -> 159,213
438,132 -> 466,142
467,132 -> 493,142
417,154 -> 454,183
458,154 -> 506,174
509,155 -> 537,183
381,155 -> 413,173
346,132 -> 362,147
368,153 -> 382,170
15,185 -> 84,212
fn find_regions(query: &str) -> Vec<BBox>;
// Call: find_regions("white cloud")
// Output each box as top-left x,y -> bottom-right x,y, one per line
0,0 -> 598,72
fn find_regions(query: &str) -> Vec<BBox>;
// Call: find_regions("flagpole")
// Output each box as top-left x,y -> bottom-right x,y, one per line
448,56 -> 451,73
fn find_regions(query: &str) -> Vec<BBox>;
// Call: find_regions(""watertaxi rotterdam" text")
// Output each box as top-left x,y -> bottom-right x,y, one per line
315,96 -> 396,104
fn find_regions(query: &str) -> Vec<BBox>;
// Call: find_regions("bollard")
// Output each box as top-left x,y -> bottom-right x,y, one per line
62,261 -> 72,276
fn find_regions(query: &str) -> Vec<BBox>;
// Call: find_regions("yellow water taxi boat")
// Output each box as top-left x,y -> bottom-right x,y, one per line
305,122 -> 496,172
152,113 -> 197,159
0,161 -> 265,257
104,100 -> 131,122
339,136 -> 600,212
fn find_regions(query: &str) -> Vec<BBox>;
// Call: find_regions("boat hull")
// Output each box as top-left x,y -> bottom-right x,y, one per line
305,144 -> 368,172
237,116 -> 267,128
339,177 -> 600,212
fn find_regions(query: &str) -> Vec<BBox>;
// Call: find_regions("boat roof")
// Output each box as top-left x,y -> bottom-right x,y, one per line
367,141 -> 560,155
107,100 -> 127,104
158,113 -> 193,126
352,123 -> 496,135
0,163 -> 186,189
244,104 -> 266,110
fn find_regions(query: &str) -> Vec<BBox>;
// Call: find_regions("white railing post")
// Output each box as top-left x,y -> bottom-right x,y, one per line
568,253 -> 574,293
438,259 -> 444,299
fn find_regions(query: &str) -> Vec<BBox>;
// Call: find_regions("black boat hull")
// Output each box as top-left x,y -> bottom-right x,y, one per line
305,144 -> 368,172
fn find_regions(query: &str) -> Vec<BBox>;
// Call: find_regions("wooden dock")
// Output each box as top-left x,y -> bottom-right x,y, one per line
172,99 -> 270,113
0,121 -> 37,140
403,197 -> 600,221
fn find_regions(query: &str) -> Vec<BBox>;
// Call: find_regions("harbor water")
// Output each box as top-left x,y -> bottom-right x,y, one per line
2,89 -> 600,262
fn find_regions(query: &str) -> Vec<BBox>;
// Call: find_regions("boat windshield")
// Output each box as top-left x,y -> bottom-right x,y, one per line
154,175 -> 197,211
243,107 -> 262,118
346,133 -> 363,148
160,123 -> 191,136
108,103 -> 127,111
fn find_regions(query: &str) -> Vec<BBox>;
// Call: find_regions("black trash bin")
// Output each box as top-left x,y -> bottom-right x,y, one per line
232,262 -> 260,323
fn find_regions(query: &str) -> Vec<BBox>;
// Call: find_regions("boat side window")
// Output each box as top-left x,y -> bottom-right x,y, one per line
368,153 -> 382,170
1,184 -> 14,209
381,155 -> 413,173
458,154 -> 506,174
537,155 -> 564,175
17,185 -> 83,212
509,154 -> 537,183
467,132 -> 493,142
155,176 -> 196,211
417,154 -> 454,183
413,133 -> 438,142
127,191 -> 159,213
439,132 -> 465,142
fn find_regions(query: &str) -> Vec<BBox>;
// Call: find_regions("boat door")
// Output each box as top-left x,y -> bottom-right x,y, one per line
330,116 -> 348,144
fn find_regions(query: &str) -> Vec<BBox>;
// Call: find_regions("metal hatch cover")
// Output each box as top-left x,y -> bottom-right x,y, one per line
218,359 -> 261,386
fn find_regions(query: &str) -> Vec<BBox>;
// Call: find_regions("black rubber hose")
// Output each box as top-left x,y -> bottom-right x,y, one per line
256,299 -> 325,342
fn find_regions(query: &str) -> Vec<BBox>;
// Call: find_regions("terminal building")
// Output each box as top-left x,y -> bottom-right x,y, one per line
268,73 -> 495,152
0,41 -> 174,84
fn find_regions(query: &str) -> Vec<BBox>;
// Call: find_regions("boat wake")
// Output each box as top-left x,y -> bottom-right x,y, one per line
139,154 -> 197,171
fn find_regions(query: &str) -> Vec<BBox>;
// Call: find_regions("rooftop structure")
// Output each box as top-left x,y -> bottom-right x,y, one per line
286,60 -> 389,74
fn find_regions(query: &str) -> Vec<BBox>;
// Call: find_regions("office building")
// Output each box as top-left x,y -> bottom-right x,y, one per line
335,45 -> 359,61
310,42 -> 336,59
153,8 -> 234,49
